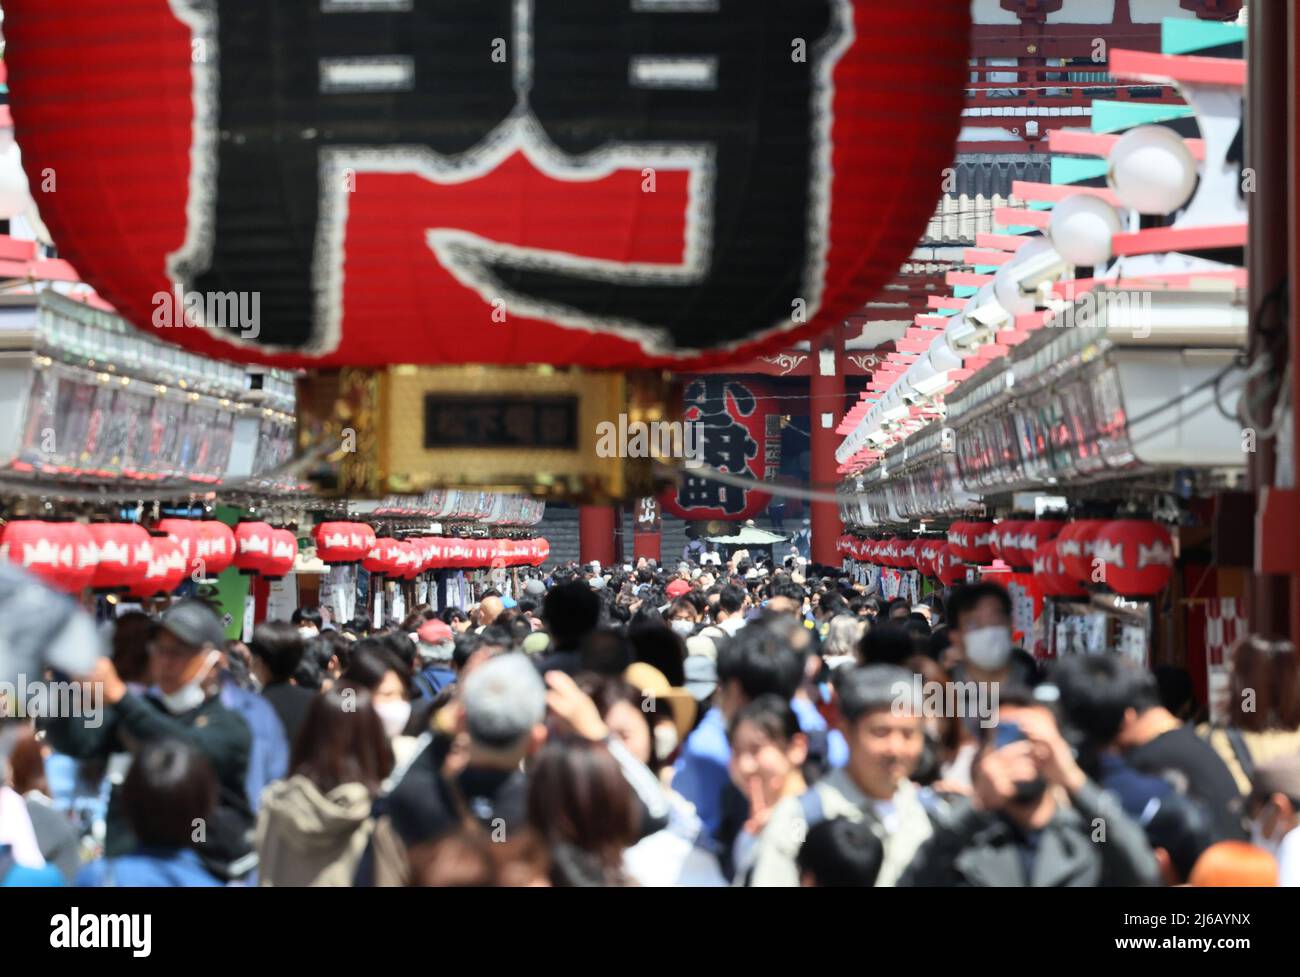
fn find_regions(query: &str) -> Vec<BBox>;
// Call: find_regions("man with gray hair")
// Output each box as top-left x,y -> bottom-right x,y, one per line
751,665 -> 934,886
359,654 -> 669,884
360,653 -> 548,884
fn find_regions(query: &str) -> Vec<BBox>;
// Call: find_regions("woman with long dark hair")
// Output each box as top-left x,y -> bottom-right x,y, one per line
256,683 -> 394,886
527,737 -> 639,887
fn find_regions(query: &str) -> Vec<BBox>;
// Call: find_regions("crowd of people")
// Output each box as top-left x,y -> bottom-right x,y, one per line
2,550 -> 1299,887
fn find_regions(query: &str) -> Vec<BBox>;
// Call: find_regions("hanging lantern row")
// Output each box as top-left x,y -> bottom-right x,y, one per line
837,518 -> 1173,598
0,518 -> 298,597
315,522 -> 550,574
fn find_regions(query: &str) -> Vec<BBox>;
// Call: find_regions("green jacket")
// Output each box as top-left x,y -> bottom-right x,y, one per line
45,691 -> 254,873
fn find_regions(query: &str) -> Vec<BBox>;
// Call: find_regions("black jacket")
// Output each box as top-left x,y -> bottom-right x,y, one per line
901,781 -> 1160,887
260,681 -> 317,749
44,691 -> 254,879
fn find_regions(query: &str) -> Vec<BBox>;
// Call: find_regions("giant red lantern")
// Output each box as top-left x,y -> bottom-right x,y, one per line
1093,521 -> 1174,597
4,2 -> 969,372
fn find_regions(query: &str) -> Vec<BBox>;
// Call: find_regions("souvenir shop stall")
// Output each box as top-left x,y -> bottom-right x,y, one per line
832,20 -> 1252,719
0,293 -> 551,636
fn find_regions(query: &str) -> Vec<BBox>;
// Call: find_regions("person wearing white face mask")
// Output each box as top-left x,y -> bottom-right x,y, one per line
944,583 -> 1035,689
44,599 -> 256,882
1249,755 -> 1300,886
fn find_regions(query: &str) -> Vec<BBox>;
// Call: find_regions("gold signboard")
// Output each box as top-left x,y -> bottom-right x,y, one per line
299,366 -> 675,503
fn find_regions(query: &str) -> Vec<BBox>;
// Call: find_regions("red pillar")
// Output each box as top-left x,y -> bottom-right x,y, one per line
809,325 -> 845,566
579,505 -> 617,568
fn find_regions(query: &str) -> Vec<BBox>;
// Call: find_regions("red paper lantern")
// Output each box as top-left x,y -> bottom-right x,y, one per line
946,522 -> 970,561
399,540 -> 424,580
991,519 -> 1024,566
963,520 -> 998,565
195,520 -> 237,578
898,539 -> 918,571
1033,539 -> 1084,598
424,537 -> 449,570
314,522 -> 373,565
261,529 -> 299,581
87,523 -> 152,593
128,534 -> 187,599
59,523 -> 98,594
156,518 -> 206,581
1022,520 -> 1064,555
1093,520 -> 1174,597
1056,520 -> 1109,586
530,539 -> 550,567
362,538 -> 397,576
234,521 -> 275,575
1049,540 -> 1088,598
934,544 -> 966,586
2,521 -> 66,592
5,2 -> 970,372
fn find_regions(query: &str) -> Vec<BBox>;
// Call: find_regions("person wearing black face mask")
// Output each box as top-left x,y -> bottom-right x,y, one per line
901,695 -> 1159,887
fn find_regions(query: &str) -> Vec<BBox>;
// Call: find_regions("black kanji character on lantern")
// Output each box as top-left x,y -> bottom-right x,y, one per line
676,376 -> 758,515
170,0 -> 844,352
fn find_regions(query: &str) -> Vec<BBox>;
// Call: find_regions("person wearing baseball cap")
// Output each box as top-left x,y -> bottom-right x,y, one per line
413,619 -> 457,699
44,599 -> 256,881
666,578 -> 692,600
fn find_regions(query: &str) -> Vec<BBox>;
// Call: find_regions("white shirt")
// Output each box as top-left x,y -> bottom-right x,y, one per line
717,615 -> 746,637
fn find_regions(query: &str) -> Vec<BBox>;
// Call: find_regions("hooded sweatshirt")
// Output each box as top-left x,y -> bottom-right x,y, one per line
256,775 -> 375,886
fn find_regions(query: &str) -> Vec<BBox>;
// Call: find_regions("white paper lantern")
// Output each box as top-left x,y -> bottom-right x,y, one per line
1049,193 -> 1122,267
994,237 -> 1056,316
929,332 -> 963,371
1108,125 -> 1198,215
